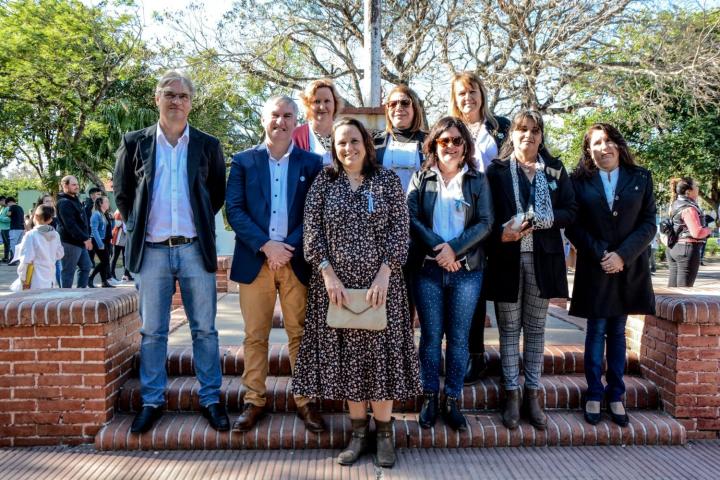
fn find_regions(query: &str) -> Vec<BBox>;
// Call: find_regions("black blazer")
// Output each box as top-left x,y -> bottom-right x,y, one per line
113,124 -> 226,273
566,165 -> 656,318
484,156 -> 577,302
225,144 -> 323,285
406,167 -> 493,271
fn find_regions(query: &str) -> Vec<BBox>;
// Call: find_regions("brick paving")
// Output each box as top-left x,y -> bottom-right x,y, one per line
2,440 -> 719,479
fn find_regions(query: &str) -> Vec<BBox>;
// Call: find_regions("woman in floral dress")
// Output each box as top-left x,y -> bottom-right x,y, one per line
293,117 -> 421,468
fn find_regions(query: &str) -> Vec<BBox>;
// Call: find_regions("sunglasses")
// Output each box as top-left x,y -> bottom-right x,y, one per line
436,136 -> 465,148
386,99 -> 412,109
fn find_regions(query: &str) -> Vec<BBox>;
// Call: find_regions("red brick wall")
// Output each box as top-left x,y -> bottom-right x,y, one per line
627,289 -> 720,439
0,289 -> 140,446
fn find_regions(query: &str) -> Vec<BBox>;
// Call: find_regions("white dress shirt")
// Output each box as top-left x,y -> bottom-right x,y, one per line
432,165 -> 468,242
600,167 -> 620,210
268,143 -> 292,241
473,124 -> 498,173
146,123 -> 197,242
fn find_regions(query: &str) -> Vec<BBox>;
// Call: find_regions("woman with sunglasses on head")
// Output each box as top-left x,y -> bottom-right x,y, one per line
566,123 -> 657,427
293,78 -> 344,165
449,71 -> 511,384
375,85 -> 427,191
406,116 -> 493,432
484,110 -> 576,431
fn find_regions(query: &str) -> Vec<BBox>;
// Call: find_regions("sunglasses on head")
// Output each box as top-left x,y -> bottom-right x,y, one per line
436,136 -> 465,148
386,99 -> 412,109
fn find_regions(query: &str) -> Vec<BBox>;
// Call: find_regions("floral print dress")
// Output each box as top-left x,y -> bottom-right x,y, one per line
292,167 -> 422,401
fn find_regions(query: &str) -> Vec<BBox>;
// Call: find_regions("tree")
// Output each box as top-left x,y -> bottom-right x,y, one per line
0,0 -> 148,192
159,1 -> 720,119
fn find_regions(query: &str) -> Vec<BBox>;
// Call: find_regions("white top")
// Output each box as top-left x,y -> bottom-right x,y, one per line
600,167 -> 620,210
10,226 -> 64,291
308,128 -> 332,165
267,143 -> 292,241
473,123 -> 498,173
146,123 -> 197,242
383,137 -> 421,192
431,165 -> 468,242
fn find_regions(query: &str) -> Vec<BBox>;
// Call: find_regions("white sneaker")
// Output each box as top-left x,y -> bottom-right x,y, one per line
108,278 -> 120,286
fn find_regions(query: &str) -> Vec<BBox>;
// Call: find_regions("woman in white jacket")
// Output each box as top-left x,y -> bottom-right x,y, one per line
11,205 -> 64,291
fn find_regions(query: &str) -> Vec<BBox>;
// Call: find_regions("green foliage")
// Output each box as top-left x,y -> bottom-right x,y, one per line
706,237 -> 719,257
0,178 -> 44,199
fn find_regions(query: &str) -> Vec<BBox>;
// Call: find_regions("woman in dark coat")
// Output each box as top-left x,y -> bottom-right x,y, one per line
565,123 -> 656,427
484,110 -> 577,431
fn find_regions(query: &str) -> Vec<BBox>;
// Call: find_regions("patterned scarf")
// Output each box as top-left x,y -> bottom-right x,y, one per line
509,155 -> 555,231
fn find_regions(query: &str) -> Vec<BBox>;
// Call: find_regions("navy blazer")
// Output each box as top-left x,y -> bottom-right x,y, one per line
225,144 -> 323,285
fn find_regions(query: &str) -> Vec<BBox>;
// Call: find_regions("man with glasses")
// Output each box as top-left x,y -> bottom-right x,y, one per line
114,70 -> 229,434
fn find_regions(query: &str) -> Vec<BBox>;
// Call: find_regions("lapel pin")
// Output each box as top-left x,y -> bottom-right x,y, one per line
300,176 -> 306,182
635,186 -> 638,190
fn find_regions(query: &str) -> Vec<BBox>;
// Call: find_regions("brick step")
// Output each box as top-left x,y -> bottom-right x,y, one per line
136,344 -> 641,377
116,374 -> 658,413
95,410 -> 686,450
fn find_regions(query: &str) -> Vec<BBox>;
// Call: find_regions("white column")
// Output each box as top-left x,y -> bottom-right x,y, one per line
362,0 -> 382,107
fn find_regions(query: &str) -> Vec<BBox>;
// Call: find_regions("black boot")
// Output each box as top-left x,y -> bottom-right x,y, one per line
374,418 -> 396,468
419,393 -> 438,429
502,389 -> 521,429
464,353 -> 488,385
338,416 -> 370,466
523,387 -> 547,430
441,396 -> 467,431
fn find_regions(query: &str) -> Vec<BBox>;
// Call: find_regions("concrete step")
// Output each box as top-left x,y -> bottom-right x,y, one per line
95,410 -> 686,450
115,374 -> 658,413
135,344 -> 641,377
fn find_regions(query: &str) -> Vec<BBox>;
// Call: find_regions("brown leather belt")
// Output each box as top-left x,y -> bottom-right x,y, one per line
149,236 -> 196,247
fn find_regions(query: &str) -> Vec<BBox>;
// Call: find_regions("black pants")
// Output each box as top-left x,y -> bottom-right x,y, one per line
110,244 -> 129,279
468,297 -> 487,355
89,242 -> 111,284
667,241 -> 703,287
1,230 -> 9,261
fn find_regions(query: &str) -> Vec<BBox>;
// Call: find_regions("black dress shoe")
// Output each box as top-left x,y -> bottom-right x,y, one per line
583,399 -> 602,426
441,396 -> 467,431
131,405 -> 163,433
201,403 -> 230,431
609,402 -> 629,427
464,354 -> 489,385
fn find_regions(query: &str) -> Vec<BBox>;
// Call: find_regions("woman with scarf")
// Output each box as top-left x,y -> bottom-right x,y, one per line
484,110 -> 576,431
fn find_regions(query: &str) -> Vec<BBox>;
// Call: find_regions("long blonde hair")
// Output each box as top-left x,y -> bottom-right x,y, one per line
448,72 -> 498,130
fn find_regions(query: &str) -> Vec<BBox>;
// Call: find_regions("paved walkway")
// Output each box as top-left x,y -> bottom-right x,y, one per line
1,441 -> 719,479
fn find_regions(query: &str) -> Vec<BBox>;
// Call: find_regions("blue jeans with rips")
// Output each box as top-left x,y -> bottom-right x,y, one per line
413,262 -> 483,399
136,241 -> 222,407
584,315 -> 628,402
60,242 -> 92,288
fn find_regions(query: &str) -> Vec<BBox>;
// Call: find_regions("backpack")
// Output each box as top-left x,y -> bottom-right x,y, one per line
659,205 -> 690,248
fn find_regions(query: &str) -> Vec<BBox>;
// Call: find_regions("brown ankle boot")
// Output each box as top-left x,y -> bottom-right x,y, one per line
337,416 -> 369,466
502,389 -> 521,429
523,387 -> 547,430
374,418 -> 396,468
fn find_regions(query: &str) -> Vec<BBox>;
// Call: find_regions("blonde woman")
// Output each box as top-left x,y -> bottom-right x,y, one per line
293,78 -> 344,164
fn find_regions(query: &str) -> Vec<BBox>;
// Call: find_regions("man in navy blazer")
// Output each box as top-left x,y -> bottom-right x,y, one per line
225,95 -> 324,433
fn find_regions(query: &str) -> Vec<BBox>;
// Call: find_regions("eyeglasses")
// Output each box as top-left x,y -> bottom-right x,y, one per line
436,136 -> 465,148
162,91 -> 191,102
386,99 -> 412,109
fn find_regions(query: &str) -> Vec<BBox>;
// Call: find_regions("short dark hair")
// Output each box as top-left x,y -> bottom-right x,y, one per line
422,116 -> 477,171
675,177 -> 696,196
573,123 -> 637,179
88,187 -> 102,195
5,196 -> 16,204
34,205 -> 55,223
327,117 -> 380,181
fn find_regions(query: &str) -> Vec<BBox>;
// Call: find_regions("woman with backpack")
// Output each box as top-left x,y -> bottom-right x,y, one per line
565,123 -> 656,427
666,177 -> 712,287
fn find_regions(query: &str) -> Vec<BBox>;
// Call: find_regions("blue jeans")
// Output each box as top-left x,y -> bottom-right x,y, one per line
585,315 -> 628,402
137,241 -> 222,407
413,262 -> 483,398
61,242 -> 92,288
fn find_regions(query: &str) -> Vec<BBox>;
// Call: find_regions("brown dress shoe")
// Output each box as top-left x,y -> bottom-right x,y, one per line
297,403 -> 326,432
232,403 -> 266,432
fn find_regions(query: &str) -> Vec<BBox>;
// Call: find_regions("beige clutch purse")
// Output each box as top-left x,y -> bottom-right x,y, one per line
326,288 -> 387,331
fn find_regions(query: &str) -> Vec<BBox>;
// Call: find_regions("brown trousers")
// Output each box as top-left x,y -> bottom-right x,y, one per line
238,263 -> 309,408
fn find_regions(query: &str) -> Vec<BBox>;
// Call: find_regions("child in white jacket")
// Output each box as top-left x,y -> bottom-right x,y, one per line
10,205 -> 64,291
